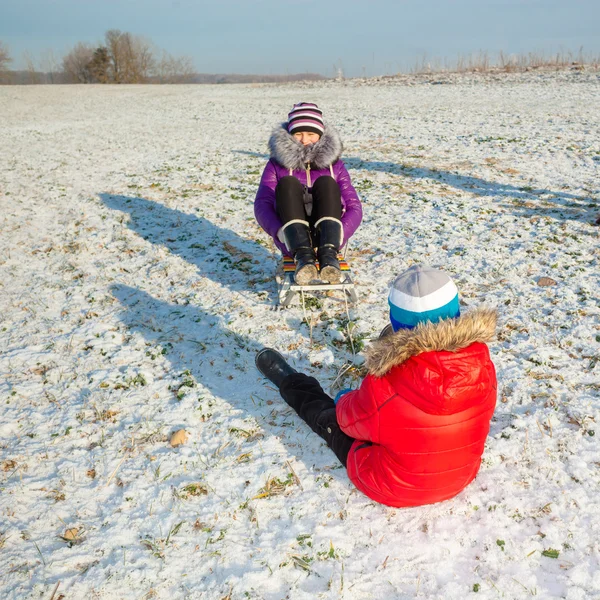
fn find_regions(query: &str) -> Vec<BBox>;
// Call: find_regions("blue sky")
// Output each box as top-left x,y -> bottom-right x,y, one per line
1,0 -> 599,76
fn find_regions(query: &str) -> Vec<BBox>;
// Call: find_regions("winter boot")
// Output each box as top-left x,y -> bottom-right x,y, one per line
255,348 -> 297,389
316,218 -> 343,284
282,221 -> 318,285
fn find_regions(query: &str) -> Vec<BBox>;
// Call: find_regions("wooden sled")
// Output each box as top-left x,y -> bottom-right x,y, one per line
276,254 -> 358,307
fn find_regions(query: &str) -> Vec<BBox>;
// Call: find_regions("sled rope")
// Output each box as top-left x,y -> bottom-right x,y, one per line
300,287 -> 309,330
343,287 -> 355,355
330,362 -> 354,395
300,288 -> 316,347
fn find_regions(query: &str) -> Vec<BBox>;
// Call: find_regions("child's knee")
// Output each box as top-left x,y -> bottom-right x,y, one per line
277,175 -> 303,192
312,175 -> 338,192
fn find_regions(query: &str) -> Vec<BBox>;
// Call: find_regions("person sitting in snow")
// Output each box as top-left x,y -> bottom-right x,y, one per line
255,265 -> 498,507
254,102 -> 363,285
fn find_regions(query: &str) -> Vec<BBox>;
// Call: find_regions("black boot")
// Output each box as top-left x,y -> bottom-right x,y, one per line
316,219 -> 343,284
255,348 -> 297,389
279,373 -> 355,466
282,222 -> 318,285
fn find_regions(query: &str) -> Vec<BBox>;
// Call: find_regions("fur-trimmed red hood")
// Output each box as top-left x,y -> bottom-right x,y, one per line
365,308 -> 497,378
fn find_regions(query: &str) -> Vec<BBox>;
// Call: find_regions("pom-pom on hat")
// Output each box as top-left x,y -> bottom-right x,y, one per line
388,265 -> 460,331
287,102 -> 325,136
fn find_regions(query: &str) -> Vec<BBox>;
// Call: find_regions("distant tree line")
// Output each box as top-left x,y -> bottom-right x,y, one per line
0,33 -> 328,85
61,30 -> 195,83
0,30 -> 196,84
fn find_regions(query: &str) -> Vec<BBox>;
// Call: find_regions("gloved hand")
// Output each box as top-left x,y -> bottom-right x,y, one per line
334,388 -> 353,404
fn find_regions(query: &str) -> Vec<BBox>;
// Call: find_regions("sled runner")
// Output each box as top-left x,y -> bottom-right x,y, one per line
276,254 -> 358,307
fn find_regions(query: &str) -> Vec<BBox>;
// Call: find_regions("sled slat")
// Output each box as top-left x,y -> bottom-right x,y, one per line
277,255 -> 358,307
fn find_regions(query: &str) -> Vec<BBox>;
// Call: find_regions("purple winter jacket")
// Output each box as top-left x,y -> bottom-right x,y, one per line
254,124 -> 363,256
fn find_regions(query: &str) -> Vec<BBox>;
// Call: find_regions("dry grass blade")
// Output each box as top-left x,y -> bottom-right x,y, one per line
290,554 -> 312,572
49,581 -> 61,600
285,460 -> 302,490
252,474 -> 294,499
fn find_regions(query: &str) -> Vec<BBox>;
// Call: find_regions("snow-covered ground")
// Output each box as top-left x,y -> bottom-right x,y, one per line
1,71 -> 599,599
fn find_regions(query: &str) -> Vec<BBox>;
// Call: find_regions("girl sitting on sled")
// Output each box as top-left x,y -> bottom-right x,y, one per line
254,102 -> 363,285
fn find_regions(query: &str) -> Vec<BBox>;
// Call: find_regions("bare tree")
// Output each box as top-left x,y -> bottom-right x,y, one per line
0,41 -> 11,83
62,42 -> 95,83
23,51 -> 40,84
39,48 -> 60,83
155,51 -> 195,83
129,35 -> 155,82
175,55 -> 196,82
0,41 -> 11,70
104,29 -> 155,83
105,29 -> 125,83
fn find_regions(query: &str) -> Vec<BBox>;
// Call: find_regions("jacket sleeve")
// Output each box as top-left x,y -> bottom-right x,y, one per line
336,374 -> 385,443
254,160 -> 283,241
336,160 -> 363,247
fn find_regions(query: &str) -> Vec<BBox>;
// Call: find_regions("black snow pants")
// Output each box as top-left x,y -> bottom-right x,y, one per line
279,373 -> 354,466
275,175 -> 342,234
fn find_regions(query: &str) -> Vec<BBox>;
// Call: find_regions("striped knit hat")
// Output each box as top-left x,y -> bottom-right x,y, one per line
388,265 -> 460,331
287,102 -> 325,136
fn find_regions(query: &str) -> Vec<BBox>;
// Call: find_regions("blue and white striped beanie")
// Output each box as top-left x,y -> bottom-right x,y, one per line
388,265 -> 460,331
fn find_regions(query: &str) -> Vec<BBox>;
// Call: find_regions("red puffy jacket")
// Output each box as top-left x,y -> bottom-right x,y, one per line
336,308 -> 497,508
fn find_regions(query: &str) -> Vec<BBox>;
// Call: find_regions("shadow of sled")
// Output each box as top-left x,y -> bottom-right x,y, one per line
276,254 -> 358,307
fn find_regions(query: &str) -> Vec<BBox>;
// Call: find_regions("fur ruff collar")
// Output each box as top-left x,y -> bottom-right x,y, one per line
268,123 -> 343,170
365,308 -> 497,378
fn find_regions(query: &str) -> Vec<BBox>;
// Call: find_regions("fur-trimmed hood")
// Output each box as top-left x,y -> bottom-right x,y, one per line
365,308 -> 497,378
268,123 -> 343,170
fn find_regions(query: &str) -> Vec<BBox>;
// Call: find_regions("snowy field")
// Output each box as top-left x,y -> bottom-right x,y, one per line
1,71 -> 599,599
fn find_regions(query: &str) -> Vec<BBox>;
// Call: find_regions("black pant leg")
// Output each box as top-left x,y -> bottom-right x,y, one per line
279,373 -> 355,467
311,176 -> 342,222
276,176 -> 307,224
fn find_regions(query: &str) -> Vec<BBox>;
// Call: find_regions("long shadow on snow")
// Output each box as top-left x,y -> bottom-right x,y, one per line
99,193 -> 279,300
110,283 -> 348,473
343,157 -> 595,225
233,150 -> 593,224
232,149 -> 269,160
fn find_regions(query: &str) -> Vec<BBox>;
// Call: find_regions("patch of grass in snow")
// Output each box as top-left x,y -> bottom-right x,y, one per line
91,406 -> 119,422
253,473 -> 296,499
196,397 -> 215,421
228,426 -> 263,441
169,369 -> 196,400
298,295 -> 322,311
46,488 -> 66,503
140,521 -> 185,560
332,316 -> 367,354
316,474 -> 334,488
280,539 -> 342,573
354,178 -> 374,192
145,342 -> 172,359
476,136 -> 524,144
179,483 -> 208,498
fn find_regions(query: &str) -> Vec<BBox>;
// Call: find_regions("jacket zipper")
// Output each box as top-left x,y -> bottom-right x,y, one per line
305,163 -> 312,188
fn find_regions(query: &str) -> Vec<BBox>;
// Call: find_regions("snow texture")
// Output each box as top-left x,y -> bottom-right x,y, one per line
1,70 -> 599,599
